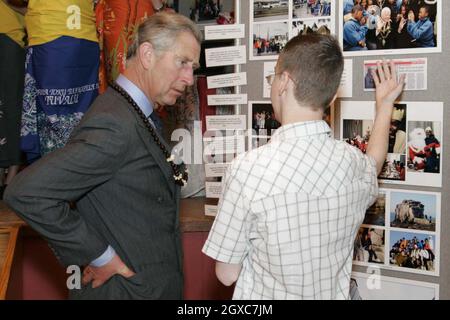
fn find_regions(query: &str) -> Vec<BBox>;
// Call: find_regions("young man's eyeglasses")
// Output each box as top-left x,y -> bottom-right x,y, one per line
265,73 -> 280,86
266,72 -> 297,86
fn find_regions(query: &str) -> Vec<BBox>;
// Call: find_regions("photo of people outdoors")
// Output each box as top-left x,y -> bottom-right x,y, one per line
253,22 -> 289,58
354,227 -> 385,264
390,231 -> 437,273
343,119 -> 373,154
292,18 -> 332,36
379,153 -> 406,181
341,0 -> 440,55
407,121 -> 441,174
253,0 -> 289,22
390,191 -> 438,232
363,192 -> 386,226
293,0 -> 333,19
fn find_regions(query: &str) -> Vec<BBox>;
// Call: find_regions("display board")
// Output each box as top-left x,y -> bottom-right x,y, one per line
237,0 -> 450,299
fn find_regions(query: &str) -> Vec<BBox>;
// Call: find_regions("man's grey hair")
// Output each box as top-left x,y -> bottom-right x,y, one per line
127,12 -> 203,60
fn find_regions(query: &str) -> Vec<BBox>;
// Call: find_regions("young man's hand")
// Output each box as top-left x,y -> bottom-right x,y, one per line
82,254 -> 135,289
372,60 -> 406,115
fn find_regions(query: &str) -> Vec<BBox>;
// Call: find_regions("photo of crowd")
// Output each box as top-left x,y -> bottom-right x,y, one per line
390,191 -> 438,232
354,227 -> 385,264
342,0 -> 439,54
292,0 -> 333,19
292,18 -> 332,36
407,121 -> 441,174
253,22 -> 289,58
363,192 -> 386,226
390,231 -> 437,273
343,119 -> 373,154
379,153 -> 406,181
253,0 -> 289,21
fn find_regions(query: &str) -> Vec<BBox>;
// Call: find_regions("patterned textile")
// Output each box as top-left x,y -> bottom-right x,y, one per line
21,36 -> 99,162
203,120 -> 378,299
95,0 -> 154,93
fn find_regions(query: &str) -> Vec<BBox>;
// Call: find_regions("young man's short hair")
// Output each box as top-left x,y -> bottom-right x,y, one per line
278,34 -> 344,110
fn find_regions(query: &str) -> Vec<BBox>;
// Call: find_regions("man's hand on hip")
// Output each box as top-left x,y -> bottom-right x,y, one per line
82,254 -> 135,289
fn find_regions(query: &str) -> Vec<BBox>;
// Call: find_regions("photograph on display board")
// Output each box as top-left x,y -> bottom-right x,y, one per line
340,101 -> 443,187
388,104 -> 407,154
390,191 -> 439,232
407,121 -> 441,174
249,0 -> 336,60
291,18 -> 332,36
249,102 -> 281,136
351,272 -> 439,300
389,230 -> 437,275
363,191 -> 386,227
175,0 -> 236,24
342,119 -> 373,154
378,153 -> 406,181
253,0 -> 289,22
292,0 -> 332,19
339,0 -> 442,56
353,227 -> 385,265
252,22 -> 289,59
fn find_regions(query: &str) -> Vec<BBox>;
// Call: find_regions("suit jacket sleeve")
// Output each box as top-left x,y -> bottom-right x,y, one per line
4,111 -> 130,267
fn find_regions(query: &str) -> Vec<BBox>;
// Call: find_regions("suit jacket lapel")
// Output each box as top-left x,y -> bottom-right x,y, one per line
135,121 -> 176,196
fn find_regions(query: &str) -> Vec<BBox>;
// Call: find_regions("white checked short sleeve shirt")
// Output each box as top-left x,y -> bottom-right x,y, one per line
202,120 -> 378,300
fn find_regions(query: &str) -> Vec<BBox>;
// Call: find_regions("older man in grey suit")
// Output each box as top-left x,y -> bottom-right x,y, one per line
4,12 -> 201,299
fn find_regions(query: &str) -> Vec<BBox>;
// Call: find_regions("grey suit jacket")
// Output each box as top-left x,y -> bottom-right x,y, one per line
4,88 -> 183,299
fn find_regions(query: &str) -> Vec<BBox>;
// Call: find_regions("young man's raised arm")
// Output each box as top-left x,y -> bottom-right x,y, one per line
366,60 -> 406,174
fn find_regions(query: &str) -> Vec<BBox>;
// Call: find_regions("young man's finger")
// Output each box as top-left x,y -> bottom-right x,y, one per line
372,69 -> 380,87
390,60 -> 398,82
383,60 -> 391,80
377,61 -> 385,81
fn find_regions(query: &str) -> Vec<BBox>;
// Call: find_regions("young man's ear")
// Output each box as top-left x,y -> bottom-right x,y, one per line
277,71 -> 291,96
138,42 -> 155,70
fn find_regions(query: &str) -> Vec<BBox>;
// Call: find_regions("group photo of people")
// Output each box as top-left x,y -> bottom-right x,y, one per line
343,119 -> 373,154
390,232 -> 436,272
293,0 -> 333,19
407,121 -> 441,173
342,0 -> 439,53
379,153 -> 406,180
250,103 -> 280,137
252,21 -> 289,57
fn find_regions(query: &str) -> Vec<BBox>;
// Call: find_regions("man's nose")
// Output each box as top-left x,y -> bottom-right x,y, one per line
181,69 -> 195,86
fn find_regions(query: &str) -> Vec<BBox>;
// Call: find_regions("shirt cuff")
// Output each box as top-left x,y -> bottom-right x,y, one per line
90,245 -> 116,267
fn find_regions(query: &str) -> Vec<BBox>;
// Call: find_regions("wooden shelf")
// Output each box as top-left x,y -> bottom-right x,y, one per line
0,227 -> 19,299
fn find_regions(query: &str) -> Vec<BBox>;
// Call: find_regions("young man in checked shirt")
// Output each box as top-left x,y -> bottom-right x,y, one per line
202,34 -> 405,300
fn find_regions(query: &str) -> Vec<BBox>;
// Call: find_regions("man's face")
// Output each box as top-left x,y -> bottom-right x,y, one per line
418,7 -> 428,20
148,32 -> 200,106
354,10 -> 363,21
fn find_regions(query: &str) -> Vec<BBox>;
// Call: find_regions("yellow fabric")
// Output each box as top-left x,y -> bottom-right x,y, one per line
26,0 -> 98,46
0,1 -> 26,47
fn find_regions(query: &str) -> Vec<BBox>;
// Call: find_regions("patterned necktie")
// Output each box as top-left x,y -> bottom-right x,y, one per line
148,112 -> 163,136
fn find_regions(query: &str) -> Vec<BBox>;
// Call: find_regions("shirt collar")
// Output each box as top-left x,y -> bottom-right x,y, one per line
270,120 -> 331,143
116,74 -> 154,118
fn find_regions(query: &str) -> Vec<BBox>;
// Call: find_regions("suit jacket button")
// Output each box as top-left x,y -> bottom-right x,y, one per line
157,197 -> 163,203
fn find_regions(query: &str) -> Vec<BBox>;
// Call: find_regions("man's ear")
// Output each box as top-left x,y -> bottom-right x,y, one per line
277,71 -> 291,96
138,42 -> 155,70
